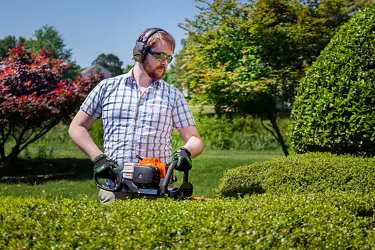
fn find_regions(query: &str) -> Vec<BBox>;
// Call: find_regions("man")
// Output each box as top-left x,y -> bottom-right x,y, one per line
69,27 -> 204,204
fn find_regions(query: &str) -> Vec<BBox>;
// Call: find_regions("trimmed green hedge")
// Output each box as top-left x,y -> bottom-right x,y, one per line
1,193 -> 375,249
218,152 -> 375,197
290,2 -> 375,155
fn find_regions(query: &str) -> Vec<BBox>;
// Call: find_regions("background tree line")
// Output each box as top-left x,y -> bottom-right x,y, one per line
172,0 -> 371,156
0,25 -> 133,78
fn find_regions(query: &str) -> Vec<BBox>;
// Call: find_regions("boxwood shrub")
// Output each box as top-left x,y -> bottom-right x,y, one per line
218,152 -> 375,197
290,2 -> 375,155
1,192 -> 375,249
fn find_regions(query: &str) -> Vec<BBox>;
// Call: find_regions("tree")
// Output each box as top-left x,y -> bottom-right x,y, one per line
123,64 -> 133,74
25,25 -> 72,61
173,39 -> 195,94
177,0 -> 371,156
25,25 -> 81,80
0,44 -> 103,171
92,53 -> 123,76
0,36 -> 26,58
250,0 -> 371,104
163,64 -> 182,90
290,2 -> 375,156
249,0 -> 371,155
178,0 -> 289,155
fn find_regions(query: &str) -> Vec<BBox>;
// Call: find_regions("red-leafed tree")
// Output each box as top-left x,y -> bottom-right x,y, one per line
0,44 -> 103,170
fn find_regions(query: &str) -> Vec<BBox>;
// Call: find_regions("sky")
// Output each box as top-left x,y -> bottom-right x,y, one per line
0,0 -> 201,68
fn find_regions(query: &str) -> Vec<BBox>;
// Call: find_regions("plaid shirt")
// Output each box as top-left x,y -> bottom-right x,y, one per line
80,71 -> 195,165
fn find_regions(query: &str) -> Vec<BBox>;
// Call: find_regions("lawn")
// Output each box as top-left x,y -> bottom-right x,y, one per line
1,121 -> 285,199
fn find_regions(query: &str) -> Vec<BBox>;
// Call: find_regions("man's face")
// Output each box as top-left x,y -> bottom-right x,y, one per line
142,41 -> 173,80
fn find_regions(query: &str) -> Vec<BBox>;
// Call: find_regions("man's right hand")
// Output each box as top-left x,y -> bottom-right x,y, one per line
93,154 -> 118,180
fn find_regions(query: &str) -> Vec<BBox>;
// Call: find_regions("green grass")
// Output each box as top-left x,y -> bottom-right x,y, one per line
0,150 -> 283,199
2,122 -> 284,200
185,150 -> 283,197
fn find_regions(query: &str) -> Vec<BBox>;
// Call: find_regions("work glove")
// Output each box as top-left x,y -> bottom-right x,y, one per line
167,147 -> 192,172
93,154 -> 118,180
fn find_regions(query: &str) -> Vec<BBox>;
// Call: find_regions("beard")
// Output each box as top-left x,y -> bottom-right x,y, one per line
143,62 -> 166,80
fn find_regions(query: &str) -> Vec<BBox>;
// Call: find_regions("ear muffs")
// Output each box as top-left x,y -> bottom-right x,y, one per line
133,28 -> 164,62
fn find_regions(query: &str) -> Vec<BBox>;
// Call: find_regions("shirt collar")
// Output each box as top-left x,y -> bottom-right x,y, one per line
124,68 -> 161,89
150,79 -> 161,89
123,69 -> 134,85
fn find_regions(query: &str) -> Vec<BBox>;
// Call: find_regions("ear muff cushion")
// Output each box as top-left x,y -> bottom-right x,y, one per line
133,28 -> 164,62
133,41 -> 147,62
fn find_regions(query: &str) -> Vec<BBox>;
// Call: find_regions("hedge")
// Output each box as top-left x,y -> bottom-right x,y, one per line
218,152 -> 375,197
290,2 -> 375,155
1,192 -> 375,249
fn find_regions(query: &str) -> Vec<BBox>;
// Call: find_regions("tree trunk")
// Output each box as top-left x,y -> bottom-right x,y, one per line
0,147 -> 20,176
261,112 -> 289,157
0,122 -> 57,176
0,142 -> 5,166
269,115 -> 289,157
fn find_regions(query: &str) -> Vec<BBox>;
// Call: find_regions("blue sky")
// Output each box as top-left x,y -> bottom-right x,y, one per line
0,0 -> 201,68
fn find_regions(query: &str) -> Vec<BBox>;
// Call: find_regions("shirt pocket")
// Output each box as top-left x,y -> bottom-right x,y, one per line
142,103 -> 172,123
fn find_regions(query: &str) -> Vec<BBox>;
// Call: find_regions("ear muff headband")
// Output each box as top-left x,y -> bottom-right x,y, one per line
133,28 -> 164,62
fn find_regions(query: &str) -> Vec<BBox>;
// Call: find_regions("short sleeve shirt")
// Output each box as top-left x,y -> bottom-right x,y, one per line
80,71 -> 195,165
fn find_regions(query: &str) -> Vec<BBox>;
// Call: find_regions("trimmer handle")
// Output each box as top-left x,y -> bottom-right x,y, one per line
94,166 -> 123,192
183,170 -> 189,183
161,161 -> 190,195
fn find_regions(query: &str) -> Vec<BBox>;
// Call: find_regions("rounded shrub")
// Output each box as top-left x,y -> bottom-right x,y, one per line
290,3 -> 375,155
218,152 -> 375,197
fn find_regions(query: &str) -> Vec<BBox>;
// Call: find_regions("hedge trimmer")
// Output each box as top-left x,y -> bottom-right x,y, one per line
94,157 -> 194,199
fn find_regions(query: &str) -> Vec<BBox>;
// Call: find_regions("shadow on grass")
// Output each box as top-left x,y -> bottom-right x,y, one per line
0,158 -> 93,183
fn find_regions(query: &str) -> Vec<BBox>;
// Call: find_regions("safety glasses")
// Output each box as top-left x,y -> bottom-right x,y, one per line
148,49 -> 173,63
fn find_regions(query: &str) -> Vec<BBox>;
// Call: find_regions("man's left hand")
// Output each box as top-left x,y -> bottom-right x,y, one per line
167,147 -> 192,172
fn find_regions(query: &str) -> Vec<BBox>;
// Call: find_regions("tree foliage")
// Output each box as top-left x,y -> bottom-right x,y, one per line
0,44 -> 103,169
290,2 -> 375,156
176,0 -> 371,156
0,25 -> 81,80
123,64 -> 133,74
25,25 -> 72,61
163,64 -> 182,91
0,35 -> 26,58
250,0 -> 371,104
92,53 -> 123,76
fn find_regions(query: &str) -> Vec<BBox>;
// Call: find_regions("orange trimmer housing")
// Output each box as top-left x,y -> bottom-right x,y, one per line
139,158 -> 168,178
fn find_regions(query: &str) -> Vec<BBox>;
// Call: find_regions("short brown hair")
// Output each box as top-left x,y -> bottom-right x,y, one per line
137,28 -> 175,52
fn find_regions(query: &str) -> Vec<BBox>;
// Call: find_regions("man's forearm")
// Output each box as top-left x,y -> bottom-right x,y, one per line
183,136 -> 204,159
68,125 -> 103,161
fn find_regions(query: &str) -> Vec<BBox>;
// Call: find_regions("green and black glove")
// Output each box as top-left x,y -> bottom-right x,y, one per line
167,147 -> 192,172
93,154 -> 118,180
